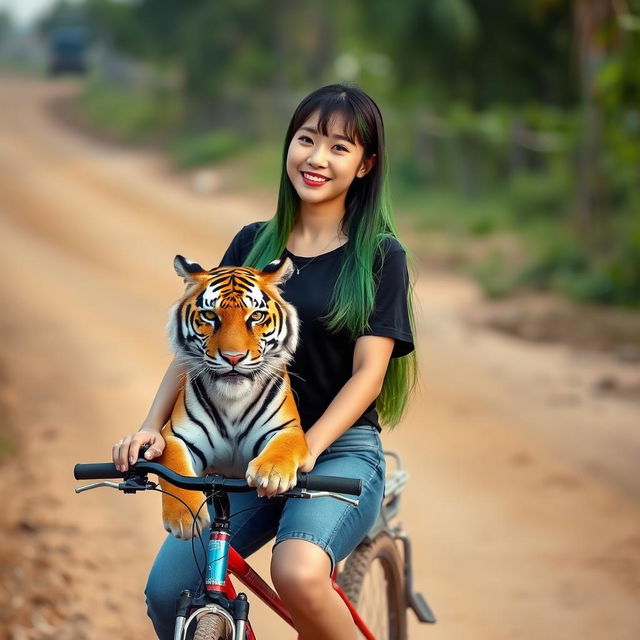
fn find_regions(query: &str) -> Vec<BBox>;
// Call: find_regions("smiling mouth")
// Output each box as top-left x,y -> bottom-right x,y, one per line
301,172 -> 330,185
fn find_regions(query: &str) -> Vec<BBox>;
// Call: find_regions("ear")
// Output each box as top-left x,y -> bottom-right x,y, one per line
261,254 -> 295,286
173,255 -> 206,284
357,153 -> 377,178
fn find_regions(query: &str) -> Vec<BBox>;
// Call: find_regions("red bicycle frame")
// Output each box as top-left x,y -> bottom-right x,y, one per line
219,545 -> 377,640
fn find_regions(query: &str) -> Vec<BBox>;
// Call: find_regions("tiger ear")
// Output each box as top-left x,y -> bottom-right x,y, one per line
261,254 -> 294,286
174,255 -> 207,284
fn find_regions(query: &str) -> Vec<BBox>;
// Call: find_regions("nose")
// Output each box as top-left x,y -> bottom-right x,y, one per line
220,351 -> 247,367
307,145 -> 328,168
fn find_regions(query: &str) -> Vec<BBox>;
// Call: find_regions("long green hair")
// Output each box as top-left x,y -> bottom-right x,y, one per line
244,84 -> 417,427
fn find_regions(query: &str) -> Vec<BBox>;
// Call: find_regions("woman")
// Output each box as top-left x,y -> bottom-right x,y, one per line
113,83 -> 417,640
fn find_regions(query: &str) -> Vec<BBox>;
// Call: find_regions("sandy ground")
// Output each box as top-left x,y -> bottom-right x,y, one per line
0,74 -> 638,640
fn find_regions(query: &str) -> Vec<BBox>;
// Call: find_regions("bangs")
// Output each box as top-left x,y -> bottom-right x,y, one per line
316,103 -> 360,145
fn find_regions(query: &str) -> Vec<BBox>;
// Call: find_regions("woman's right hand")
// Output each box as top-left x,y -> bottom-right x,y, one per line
112,428 -> 166,473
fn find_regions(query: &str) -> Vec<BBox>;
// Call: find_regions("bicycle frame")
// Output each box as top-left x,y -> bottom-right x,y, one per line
176,491 -> 378,640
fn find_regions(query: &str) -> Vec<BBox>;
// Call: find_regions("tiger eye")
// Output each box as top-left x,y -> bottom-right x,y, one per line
201,310 -> 217,321
250,311 -> 266,321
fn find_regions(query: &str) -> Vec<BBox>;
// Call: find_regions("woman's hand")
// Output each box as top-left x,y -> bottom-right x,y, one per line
112,428 -> 165,473
298,449 -> 319,474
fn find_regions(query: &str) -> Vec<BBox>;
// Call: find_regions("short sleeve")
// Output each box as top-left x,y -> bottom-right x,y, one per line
361,240 -> 414,358
218,229 -> 245,267
218,222 -> 266,267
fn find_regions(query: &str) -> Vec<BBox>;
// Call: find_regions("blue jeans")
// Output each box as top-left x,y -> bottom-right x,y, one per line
145,424 -> 385,640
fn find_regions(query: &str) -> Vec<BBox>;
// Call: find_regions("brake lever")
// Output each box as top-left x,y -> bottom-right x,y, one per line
75,481 -> 121,493
281,489 -> 359,507
75,477 -> 157,494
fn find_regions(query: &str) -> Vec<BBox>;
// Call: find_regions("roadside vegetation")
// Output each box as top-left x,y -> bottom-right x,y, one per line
23,0 -> 640,312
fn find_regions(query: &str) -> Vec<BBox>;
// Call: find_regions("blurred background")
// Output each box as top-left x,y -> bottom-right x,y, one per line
3,0 -> 640,309
0,1 -> 639,639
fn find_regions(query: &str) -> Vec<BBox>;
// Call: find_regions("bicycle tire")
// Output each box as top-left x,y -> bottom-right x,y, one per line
337,533 -> 407,640
192,613 -> 231,640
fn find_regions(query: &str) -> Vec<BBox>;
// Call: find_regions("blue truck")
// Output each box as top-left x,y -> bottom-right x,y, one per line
48,26 -> 89,75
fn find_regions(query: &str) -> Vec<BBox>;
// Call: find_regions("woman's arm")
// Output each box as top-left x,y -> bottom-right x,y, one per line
140,357 -> 185,432
300,335 -> 394,470
112,357 -> 186,472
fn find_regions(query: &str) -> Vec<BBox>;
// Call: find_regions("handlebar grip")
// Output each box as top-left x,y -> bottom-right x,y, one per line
297,473 -> 362,496
74,463 -> 123,480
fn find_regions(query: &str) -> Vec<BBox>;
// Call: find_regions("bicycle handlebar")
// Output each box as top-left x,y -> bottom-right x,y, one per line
74,460 -> 362,496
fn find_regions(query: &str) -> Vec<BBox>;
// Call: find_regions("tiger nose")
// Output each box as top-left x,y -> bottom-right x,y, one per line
220,351 -> 247,366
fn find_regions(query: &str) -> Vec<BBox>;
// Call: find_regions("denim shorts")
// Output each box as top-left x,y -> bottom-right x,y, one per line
145,424 -> 385,640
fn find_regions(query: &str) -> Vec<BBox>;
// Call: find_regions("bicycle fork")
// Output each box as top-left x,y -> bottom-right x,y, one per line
173,492 -> 249,640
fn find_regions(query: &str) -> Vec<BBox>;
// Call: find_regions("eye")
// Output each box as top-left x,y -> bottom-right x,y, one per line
201,310 -> 218,322
335,144 -> 348,152
298,135 -> 313,144
249,310 -> 267,323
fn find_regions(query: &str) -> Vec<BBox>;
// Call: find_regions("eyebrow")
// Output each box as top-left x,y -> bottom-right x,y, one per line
299,126 -> 355,145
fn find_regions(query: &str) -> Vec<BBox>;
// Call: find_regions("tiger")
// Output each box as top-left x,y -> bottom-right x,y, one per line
157,254 -> 309,539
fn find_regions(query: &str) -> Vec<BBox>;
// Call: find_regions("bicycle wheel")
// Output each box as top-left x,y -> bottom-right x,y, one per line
192,612 -> 232,640
337,533 -> 407,640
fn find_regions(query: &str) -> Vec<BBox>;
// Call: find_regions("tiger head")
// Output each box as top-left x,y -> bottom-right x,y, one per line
169,255 -> 298,399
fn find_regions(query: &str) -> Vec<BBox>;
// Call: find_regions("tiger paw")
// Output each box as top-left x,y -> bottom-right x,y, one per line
246,455 -> 298,498
162,495 -> 210,540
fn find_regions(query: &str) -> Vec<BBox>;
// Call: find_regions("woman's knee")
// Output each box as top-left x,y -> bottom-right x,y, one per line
270,540 -> 332,615
145,570 -> 174,613
145,573 -> 179,639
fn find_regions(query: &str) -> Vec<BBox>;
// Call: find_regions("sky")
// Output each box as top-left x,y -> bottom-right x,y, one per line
0,0 -> 83,27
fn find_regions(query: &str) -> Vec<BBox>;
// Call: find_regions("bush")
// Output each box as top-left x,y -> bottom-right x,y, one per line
603,210 -> 640,306
77,81 -> 182,143
518,231 -> 589,290
171,131 -> 244,168
471,251 -> 520,298
516,210 -> 640,307
506,167 -> 570,220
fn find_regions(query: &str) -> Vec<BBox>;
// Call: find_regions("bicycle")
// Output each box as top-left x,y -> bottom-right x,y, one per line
74,451 -> 435,639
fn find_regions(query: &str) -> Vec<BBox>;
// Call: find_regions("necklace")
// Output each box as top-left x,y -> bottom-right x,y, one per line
289,232 -> 345,275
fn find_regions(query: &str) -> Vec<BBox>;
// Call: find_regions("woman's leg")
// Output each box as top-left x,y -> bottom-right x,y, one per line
145,532 -> 207,639
271,539 -> 358,640
271,425 -> 386,640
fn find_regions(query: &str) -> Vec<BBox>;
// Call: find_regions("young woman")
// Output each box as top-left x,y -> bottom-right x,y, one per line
113,84 -> 416,640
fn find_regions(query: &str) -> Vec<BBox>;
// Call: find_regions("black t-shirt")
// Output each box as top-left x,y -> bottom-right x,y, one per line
219,221 -> 414,431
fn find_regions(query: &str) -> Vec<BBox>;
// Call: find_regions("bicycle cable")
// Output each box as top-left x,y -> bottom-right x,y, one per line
198,497 -> 285,595
150,487 -> 208,584
150,487 -> 291,595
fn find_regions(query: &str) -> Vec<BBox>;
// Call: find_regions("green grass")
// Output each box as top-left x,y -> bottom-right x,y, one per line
76,80 -> 183,144
394,186 -> 514,236
171,131 -> 246,168
225,142 -> 284,190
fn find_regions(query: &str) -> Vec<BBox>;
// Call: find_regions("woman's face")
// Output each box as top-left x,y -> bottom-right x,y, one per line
286,110 -> 375,211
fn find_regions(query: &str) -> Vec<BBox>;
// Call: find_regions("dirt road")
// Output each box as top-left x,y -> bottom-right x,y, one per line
0,74 -> 638,639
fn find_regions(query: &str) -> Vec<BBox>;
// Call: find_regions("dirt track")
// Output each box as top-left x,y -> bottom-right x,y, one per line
0,74 -> 639,639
